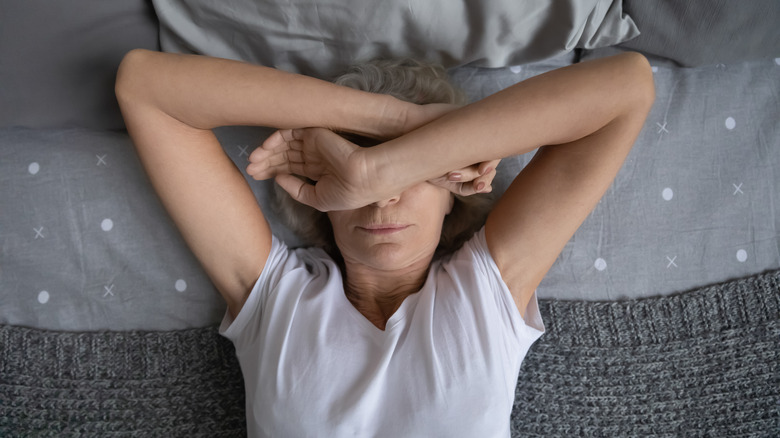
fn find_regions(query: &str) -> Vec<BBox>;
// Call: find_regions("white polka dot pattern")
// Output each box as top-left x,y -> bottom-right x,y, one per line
523,52 -> 780,298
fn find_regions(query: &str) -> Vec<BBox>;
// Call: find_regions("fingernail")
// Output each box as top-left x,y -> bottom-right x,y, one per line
481,167 -> 494,176
449,172 -> 462,181
476,182 -> 485,192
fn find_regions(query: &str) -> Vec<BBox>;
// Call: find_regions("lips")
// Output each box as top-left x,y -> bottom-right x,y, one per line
357,224 -> 410,235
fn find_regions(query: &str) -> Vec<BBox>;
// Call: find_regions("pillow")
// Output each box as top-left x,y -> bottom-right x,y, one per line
0,127 -> 226,331
152,0 -> 638,78
0,1 -> 159,130
618,0 -> 780,66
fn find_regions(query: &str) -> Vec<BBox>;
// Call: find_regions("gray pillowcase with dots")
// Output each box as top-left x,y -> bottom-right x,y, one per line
454,49 -> 779,301
1,52 -> 778,331
0,128 -> 225,330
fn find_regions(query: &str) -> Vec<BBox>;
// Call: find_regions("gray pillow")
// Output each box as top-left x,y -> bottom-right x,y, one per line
619,0 -> 780,66
0,127 -> 226,331
152,0 -> 638,78
0,1 -> 159,130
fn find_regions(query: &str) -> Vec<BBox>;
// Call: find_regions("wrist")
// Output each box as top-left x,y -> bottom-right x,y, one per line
364,142 -> 410,197
376,95 -> 414,139
332,93 -> 410,140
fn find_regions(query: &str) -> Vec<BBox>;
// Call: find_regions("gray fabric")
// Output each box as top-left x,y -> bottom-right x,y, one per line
619,0 -> 780,67
522,48 -> 779,300
511,268 -> 780,437
2,269 -> 777,436
0,325 -> 246,437
151,0 -> 638,79
0,55 -> 573,332
447,50 -> 780,301
0,128 -> 225,331
0,0 -> 159,130
2,52 -> 779,333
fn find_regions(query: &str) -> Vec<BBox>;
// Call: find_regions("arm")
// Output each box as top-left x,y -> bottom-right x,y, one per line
114,49 -> 416,317
255,53 -> 654,315
381,53 -> 655,315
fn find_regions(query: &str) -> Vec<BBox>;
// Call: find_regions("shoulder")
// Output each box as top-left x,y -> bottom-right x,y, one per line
267,237 -> 338,281
436,228 -> 517,319
220,236 -> 341,342
236,236 -> 338,315
434,227 -> 545,345
439,227 -> 494,277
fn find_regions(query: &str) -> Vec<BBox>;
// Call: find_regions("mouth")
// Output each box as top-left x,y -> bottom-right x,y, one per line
357,224 -> 410,235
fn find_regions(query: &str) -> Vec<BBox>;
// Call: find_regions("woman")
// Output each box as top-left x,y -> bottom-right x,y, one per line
116,50 -> 654,437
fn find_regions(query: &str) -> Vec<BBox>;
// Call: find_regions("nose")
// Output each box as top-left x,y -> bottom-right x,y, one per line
372,194 -> 400,208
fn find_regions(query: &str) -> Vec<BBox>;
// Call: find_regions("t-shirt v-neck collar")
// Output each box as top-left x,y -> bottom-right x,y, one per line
338,279 -> 427,335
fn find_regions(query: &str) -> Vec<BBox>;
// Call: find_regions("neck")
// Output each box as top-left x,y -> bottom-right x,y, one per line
342,257 -> 432,330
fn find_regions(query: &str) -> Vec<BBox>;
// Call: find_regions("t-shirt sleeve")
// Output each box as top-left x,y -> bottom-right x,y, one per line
219,234 -> 289,348
449,227 -> 545,348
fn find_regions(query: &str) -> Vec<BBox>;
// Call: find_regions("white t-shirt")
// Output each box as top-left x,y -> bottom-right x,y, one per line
220,227 -> 545,438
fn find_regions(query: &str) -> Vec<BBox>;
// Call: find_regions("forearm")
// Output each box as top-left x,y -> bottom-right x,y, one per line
115,49 -> 404,137
372,52 -> 654,186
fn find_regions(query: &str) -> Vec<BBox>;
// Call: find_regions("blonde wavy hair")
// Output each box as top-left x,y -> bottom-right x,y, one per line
273,58 -> 494,260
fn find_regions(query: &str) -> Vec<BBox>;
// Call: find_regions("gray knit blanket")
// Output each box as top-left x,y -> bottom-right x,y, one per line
2,270 -> 778,437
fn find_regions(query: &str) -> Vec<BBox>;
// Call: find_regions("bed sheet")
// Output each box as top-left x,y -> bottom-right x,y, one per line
1,52 -> 778,331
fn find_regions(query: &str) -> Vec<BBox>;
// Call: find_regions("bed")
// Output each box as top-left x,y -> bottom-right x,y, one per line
2,0 -> 778,436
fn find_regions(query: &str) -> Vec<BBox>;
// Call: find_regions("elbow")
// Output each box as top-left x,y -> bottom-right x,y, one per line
625,52 -> 656,112
606,52 -> 655,123
115,48 -> 154,106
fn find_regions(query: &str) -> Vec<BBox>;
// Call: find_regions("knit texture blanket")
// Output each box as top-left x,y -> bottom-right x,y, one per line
2,270 -> 778,437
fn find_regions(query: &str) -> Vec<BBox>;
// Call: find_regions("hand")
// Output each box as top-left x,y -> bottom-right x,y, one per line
428,160 -> 500,196
247,128 -> 391,211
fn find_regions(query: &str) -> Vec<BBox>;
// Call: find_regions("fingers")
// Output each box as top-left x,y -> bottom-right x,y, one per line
478,159 -> 501,176
246,149 -> 293,180
275,174 -> 323,211
469,166 -> 497,195
472,159 -> 499,193
247,150 -> 323,181
249,129 -> 310,162
453,172 -> 495,196
251,127 -> 370,211
247,131 -> 287,175
428,174 -> 493,197
262,129 -> 306,150
439,159 -> 500,195
247,129 -> 318,180
446,159 -> 500,183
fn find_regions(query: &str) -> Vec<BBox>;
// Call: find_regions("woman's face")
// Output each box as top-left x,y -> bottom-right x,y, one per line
327,182 -> 454,271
